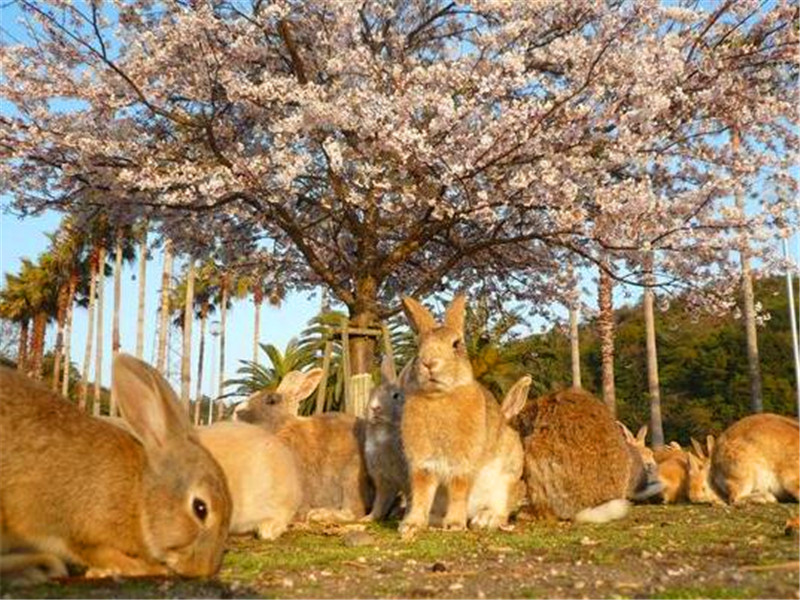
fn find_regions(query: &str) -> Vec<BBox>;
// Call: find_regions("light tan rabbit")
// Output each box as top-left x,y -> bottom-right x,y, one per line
689,414 -> 799,504
617,423 -> 663,501
509,388 -> 648,523
234,368 -> 372,521
196,422 -> 301,540
686,435 -> 721,504
399,294 -> 523,536
363,356 -> 409,521
0,355 -> 232,585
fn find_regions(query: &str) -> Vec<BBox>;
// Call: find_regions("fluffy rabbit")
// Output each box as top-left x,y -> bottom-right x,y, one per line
196,422 -> 301,540
399,294 -> 525,536
234,368 -> 372,521
0,355 -> 231,585
510,387 -> 648,523
363,356 -> 409,521
617,423 -> 663,501
688,413 -> 799,504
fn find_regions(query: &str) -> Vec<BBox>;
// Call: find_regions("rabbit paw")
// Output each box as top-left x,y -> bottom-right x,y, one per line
398,518 -> 425,540
257,519 -> 288,540
469,509 -> 503,530
441,517 -> 467,531
3,554 -> 68,587
85,567 -> 121,579
360,512 -> 377,523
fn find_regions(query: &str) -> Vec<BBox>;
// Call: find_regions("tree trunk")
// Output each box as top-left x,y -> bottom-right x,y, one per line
17,318 -> 29,371
51,283 -> 69,391
112,230 -> 123,356
136,228 -> 148,359
253,288 -> 262,365
218,279 -> 228,399
28,312 -> 47,381
194,305 -> 207,426
157,239 -> 173,373
62,273 -> 77,398
181,259 -> 195,414
94,246 -> 106,416
349,276 -> 378,375
643,252 -> 664,447
732,129 -> 763,413
80,248 -> 99,411
569,304 -> 581,388
597,266 -> 616,417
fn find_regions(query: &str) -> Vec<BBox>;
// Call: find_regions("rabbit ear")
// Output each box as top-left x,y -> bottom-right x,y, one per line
669,441 -> 682,450
443,294 -> 467,334
617,421 -> 635,442
277,368 -> 324,414
380,355 -> 397,384
687,452 -> 703,472
705,435 -> 715,456
690,437 -> 706,458
402,296 -> 437,334
112,353 -> 191,453
501,376 -> 531,421
636,425 -> 648,444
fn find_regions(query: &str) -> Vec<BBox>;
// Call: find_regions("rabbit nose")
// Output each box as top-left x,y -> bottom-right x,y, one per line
422,357 -> 443,373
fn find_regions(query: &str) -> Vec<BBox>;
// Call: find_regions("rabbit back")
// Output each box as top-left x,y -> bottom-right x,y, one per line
515,388 -> 632,520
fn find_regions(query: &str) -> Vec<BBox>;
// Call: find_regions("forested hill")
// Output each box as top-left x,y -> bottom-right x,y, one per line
519,276 -> 797,443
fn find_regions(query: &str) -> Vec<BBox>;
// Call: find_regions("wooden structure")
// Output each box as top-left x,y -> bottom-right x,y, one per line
315,316 -> 396,417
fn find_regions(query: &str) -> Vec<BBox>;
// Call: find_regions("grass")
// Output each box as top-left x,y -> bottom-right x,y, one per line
3,504 -> 798,599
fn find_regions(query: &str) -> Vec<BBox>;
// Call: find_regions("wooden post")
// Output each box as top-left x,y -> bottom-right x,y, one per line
380,323 -> 396,380
341,316 -> 352,414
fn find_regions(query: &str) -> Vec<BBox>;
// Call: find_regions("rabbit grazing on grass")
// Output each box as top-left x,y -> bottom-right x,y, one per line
653,442 -> 690,504
688,413 -> 799,505
398,294 -> 525,537
234,368 -> 372,522
0,355 -> 232,586
510,388 -> 645,523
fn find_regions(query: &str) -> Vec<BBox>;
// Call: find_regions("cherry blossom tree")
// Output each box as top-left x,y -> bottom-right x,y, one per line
2,0 -> 797,372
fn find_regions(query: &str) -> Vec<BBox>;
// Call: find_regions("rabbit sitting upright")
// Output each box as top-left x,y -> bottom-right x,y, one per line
399,294 -> 524,537
0,354 -> 232,585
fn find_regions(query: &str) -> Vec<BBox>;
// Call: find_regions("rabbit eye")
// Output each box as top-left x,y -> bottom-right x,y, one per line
392,392 -> 401,401
452,338 -> 462,350
192,498 -> 208,522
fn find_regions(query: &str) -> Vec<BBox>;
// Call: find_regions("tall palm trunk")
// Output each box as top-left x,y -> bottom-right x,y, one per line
61,273 -> 77,398
732,130 -> 763,413
136,228 -> 148,359
28,312 -> 47,381
181,259 -> 195,414
112,230 -> 123,356
253,287 -> 263,365
17,318 -> 29,371
598,266 -> 616,416
80,248 -> 99,411
643,252 -> 664,446
569,304 -> 581,389
94,247 -> 106,416
51,283 -> 69,391
157,239 -> 173,373
218,277 -> 229,400
194,304 -> 208,426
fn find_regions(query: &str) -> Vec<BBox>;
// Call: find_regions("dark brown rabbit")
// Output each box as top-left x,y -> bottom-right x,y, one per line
0,355 -> 232,585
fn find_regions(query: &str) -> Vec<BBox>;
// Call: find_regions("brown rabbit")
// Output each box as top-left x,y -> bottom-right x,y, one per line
363,356 -> 409,521
617,423 -> 663,501
510,388 -> 643,522
653,442 -> 690,504
234,368 -> 372,521
689,414 -> 799,504
399,294 -> 523,536
197,422 -> 302,540
0,355 -> 231,585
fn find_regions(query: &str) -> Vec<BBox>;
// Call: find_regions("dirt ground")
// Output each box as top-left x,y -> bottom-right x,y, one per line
3,504 -> 798,599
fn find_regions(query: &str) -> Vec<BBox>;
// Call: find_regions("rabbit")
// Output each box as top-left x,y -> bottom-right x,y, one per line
196,421 -> 301,540
509,387 -> 648,523
362,356 -> 409,521
233,368 -> 372,521
617,423 -> 663,502
688,413 -> 799,505
0,354 -> 232,585
653,442 -> 690,504
686,435 -> 721,504
398,294 -> 525,537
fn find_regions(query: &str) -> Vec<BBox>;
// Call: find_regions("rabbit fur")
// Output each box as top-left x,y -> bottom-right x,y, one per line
0,355 -> 231,585
510,387 -> 643,523
398,294 -> 525,536
234,368 -> 372,521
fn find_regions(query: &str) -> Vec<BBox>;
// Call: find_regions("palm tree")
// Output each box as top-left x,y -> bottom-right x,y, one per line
79,243 -> 99,410
111,225 -> 137,360
157,238 -> 174,373
642,249 -> 664,446
180,258 -> 196,414
93,245 -> 107,416
17,258 -> 58,381
135,223 -> 148,359
0,273 -> 34,371
598,264 -> 617,417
